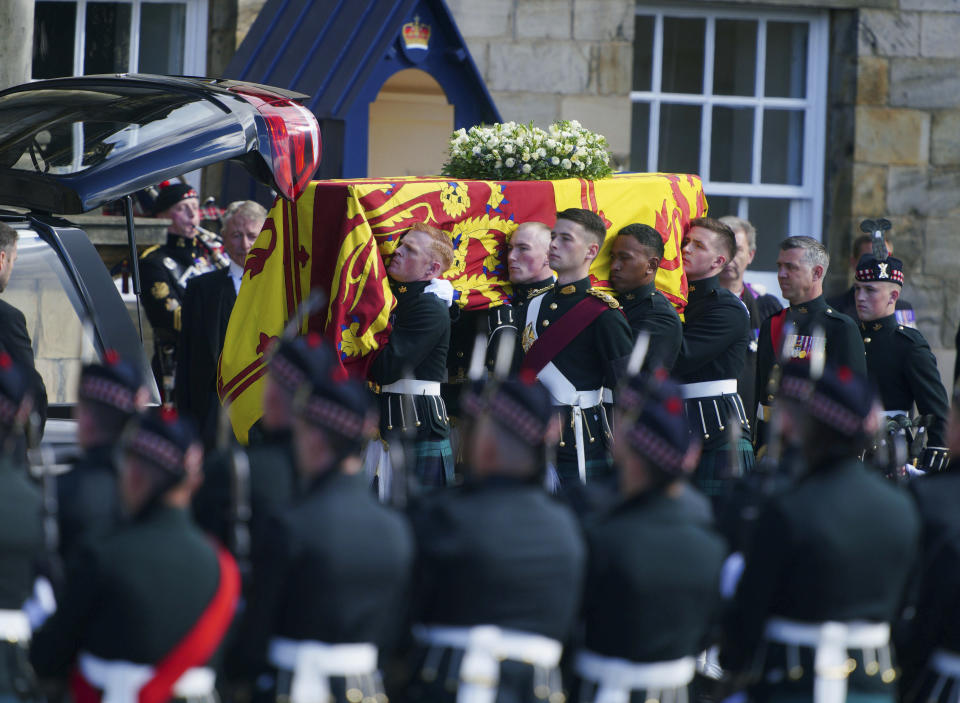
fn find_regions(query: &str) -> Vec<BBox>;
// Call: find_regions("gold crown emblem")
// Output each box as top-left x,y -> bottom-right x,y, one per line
402,16 -> 431,50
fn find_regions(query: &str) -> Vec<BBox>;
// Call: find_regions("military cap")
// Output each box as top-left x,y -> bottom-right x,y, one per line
79,349 -> 143,415
855,253 -> 904,286
0,353 -> 30,427
268,335 -> 318,395
294,335 -> 375,440
121,407 -> 198,477
620,368 -> 697,476
778,360 -> 815,405
807,364 -> 878,437
461,373 -> 554,446
152,182 -> 199,216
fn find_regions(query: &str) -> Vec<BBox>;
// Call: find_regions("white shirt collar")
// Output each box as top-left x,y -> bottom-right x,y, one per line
229,260 -> 244,294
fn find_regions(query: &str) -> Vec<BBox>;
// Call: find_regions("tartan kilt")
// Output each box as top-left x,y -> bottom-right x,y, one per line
693,436 -> 755,498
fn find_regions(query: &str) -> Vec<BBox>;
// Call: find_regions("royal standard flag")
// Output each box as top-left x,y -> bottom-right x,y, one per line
219,172 -> 706,442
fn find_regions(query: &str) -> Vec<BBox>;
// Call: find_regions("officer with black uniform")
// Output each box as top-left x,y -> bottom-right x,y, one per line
575,369 -> 726,703
755,236 -> 866,453
896,388 -> 960,702
32,409 -> 240,703
609,223 -> 682,371
0,354 -> 44,703
722,364 -> 919,703
139,182 -> 227,400
853,253 -> 950,471
369,222 -> 455,488
404,376 -> 585,703
235,338 -> 414,703
58,352 -> 146,563
517,208 -> 633,489
673,217 -> 753,500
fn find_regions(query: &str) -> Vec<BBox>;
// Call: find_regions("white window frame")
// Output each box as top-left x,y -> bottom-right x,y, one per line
632,4 -> 829,247
35,0 -> 208,77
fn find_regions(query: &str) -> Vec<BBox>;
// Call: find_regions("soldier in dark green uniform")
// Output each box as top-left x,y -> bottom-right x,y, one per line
32,408 -> 240,703
609,223 -> 682,371
369,222 -> 456,489
673,217 -> 753,500
722,364 -> 919,703
755,236 -> 866,454
517,208 -> 633,490
139,183 -> 228,400
853,253 -> 950,471
58,352 -> 147,564
507,221 -> 556,313
0,355 -> 44,703
575,369 -> 726,703
404,376 -> 585,703
896,387 -> 960,702
235,338 -> 413,703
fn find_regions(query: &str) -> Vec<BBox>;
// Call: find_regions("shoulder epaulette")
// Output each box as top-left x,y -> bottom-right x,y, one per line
587,288 -> 620,309
139,244 -> 161,260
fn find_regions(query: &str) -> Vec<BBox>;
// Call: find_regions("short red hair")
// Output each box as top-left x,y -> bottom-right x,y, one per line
407,222 -> 455,272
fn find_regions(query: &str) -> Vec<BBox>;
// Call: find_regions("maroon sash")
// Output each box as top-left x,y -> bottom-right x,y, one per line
520,296 -> 609,376
70,543 -> 240,703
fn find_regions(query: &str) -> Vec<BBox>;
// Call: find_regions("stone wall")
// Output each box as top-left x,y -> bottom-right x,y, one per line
847,1 -> 960,373
446,0 -> 635,168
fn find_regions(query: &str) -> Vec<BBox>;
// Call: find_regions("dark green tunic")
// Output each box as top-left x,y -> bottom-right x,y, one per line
861,314 -> 949,447
31,505 -> 223,675
722,459 -> 919,701
57,444 -> 121,564
617,281 -> 683,372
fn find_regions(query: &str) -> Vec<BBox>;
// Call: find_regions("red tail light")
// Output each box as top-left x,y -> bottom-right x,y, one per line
228,85 -> 321,201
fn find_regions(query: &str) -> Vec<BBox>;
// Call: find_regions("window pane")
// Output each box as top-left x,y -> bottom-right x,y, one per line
710,107 -> 753,183
658,104 -> 700,175
714,19 -> 757,96
33,2 -> 76,79
662,17 -> 704,94
85,2 -> 131,74
139,3 -> 186,74
634,14 -> 654,92
705,194 -> 738,220
761,110 -> 804,185
765,22 -> 808,98
630,102 -> 650,171
748,197 -> 792,270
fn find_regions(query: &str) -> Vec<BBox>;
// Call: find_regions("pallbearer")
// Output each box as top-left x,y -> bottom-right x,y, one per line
236,337 -> 413,703
404,375 -> 585,703
575,368 -> 726,703
853,252 -> 949,472
722,365 -> 919,703
32,408 -> 240,703
0,354 -> 43,703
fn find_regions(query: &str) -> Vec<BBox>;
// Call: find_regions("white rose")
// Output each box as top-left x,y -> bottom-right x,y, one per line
537,148 -> 546,158
522,152 -> 530,162
551,156 -> 560,165
473,146 -> 482,155
561,158 -> 572,169
504,143 -> 514,154
522,164 -> 532,174
546,139 -> 557,149
566,144 -> 575,154
505,157 -> 516,167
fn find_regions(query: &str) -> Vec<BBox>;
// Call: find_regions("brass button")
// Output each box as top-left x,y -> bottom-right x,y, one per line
549,303 -> 558,310
864,337 -> 871,343
457,351 -> 464,357
542,320 -> 550,327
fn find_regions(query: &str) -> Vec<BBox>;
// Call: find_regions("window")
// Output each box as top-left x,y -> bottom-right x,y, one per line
632,5 -> 828,272
33,0 -> 207,81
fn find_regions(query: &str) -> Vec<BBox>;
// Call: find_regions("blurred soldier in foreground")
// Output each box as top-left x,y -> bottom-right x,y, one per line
32,409 -> 240,703
517,208 -> 633,489
403,376 -> 585,703
59,352 -> 147,564
575,369 -> 725,703
370,222 -> 456,488
609,223 -> 682,371
0,354 -> 43,703
722,364 -> 919,703
755,236 -> 866,453
673,217 -> 753,501
139,182 -> 228,400
897,387 -> 960,701
719,215 -> 783,428
236,338 -> 413,703
854,253 -> 949,473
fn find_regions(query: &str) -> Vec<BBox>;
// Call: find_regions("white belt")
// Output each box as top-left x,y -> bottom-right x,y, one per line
268,638 -> 378,703
0,609 -> 30,642
551,388 -> 604,409
575,650 -> 695,703
679,379 -> 737,399
930,649 -> 960,678
78,652 -> 216,703
381,380 -> 441,396
764,618 -> 891,703
414,624 -> 562,703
